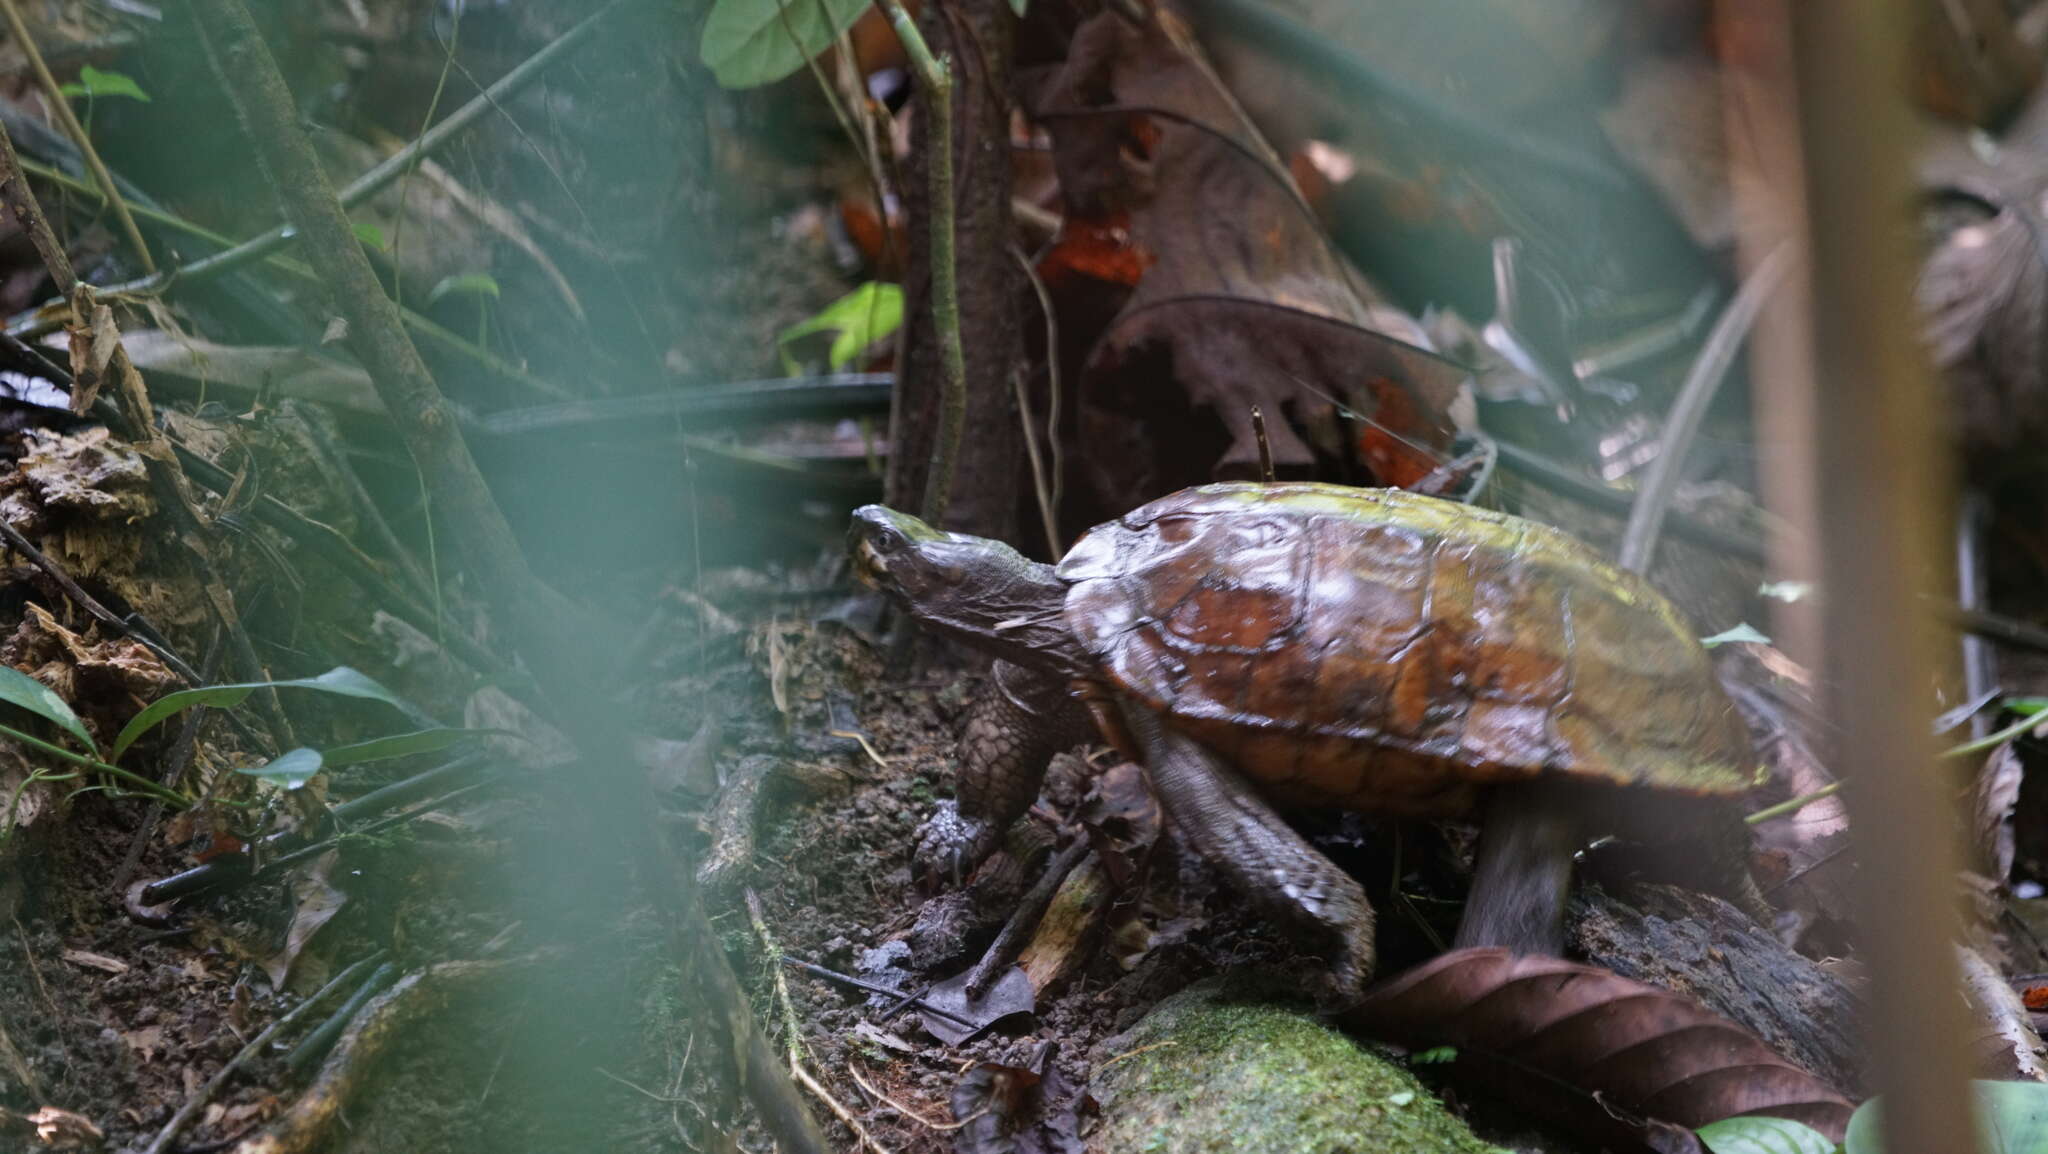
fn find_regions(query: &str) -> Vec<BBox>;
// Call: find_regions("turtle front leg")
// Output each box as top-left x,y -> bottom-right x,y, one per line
914,661 -> 1092,886
1119,702 -> 1376,1003
1453,782 -> 1580,955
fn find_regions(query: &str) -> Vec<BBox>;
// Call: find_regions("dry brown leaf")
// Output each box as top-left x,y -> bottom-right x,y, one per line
1038,10 -> 1467,501
1346,947 -> 1854,1149
59,949 -> 127,975
261,850 -> 347,992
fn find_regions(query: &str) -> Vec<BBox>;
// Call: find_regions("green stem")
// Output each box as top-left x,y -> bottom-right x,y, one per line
1939,706 -> 2048,759
876,0 -> 964,524
1748,708 -> 2048,824
0,721 -> 190,806
1745,780 -> 1841,825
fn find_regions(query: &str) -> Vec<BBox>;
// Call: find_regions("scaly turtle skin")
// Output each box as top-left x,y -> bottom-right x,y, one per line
851,482 -> 1760,999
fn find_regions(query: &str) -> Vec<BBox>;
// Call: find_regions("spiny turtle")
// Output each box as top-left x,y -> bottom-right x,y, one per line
850,482 -> 1762,997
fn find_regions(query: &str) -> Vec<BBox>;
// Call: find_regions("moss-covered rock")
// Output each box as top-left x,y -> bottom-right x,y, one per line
1089,982 -> 1499,1154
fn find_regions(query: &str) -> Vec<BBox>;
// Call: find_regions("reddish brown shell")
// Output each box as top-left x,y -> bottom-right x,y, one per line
1057,483 -> 1760,813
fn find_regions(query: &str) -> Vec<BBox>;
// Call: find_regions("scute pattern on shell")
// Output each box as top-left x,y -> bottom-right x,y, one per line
1058,483 -> 1759,810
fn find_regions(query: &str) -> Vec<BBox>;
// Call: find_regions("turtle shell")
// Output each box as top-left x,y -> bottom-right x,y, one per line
1058,482 -> 1760,814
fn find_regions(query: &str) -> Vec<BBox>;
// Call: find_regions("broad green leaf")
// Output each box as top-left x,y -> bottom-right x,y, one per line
1702,623 -> 1772,648
426,273 -> 501,308
65,66 -> 151,103
1845,1079 -> 2048,1153
237,748 -> 322,790
112,667 -> 416,763
322,728 -> 498,767
700,0 -> 869,89
1696,1116 -> 1837,1154
2008,696 -> 2048,718
0,665 -> 96,753
351,222 -> 389,251
777,282 -> 904,372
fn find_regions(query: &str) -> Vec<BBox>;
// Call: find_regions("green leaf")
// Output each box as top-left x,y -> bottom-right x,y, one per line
351,222 -> 388,251
426,273 -> 501,308
777,282 -> 904,372
112,667 -> 415,763
2008,696 -> 2048,718
1696,1116 -> 1837,1154
0,665 -> 96,753
1702,623 -> 1772,648
237,747 -> 323,790
321,728 -> 498,768
1407,1046 -> 1458,1065
1009,0 -> 1028,14
69,66 -> 151,103
1845,1079 -> 2048,1153
700,0 -> 870,89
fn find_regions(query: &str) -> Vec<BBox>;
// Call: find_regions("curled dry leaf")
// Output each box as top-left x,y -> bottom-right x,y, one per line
262,850 -> 347,992
1077,761 -> 1159,888
1959,944 -> 2048,1081
950,1040 -> 1088,1154
1345,947 -> 1855,1150
1916,137 -> 2048,470
1718,647 -> 1853,949
1972,743 -> 2024,885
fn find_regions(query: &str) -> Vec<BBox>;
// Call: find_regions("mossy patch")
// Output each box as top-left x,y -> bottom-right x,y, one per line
1089,981 -> 1499,1154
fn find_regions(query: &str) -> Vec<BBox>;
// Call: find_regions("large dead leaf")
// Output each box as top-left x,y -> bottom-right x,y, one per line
1346,948 -> 1854,1150
1916,133 -> 2048,467
1036,10 -> 1469,501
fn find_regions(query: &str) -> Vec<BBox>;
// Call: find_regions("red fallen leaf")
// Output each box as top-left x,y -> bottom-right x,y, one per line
837,196 -> 903,280
2022,986 -> 2048,1012
194,832 -> 247,863
1345,948 -> 1855,1151
1038,212 -> 1154,290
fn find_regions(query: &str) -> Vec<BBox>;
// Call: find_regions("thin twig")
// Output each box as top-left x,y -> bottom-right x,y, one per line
793,1063 -> 895,1154
777,957 -> 980,1029
1251,406 -> 1276,483
847,1062 -> 988,1131
749,893 -> 891,1154
0,0 -> 153,273
1010,247 -> 1061,556
964,840 -> 1089,997
140,952 -> 386,1154
1616,243 -> 1795,573
878,0 -> 965,524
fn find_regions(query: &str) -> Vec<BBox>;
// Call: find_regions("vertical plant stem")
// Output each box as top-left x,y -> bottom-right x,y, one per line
1782,1 -> 1977,1151
0,0 -> 154,273
877,0 -> 965,524
186,6 -> 827,1148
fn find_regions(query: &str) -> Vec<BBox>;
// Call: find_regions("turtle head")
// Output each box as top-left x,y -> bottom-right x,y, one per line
848,505 -> 1078,671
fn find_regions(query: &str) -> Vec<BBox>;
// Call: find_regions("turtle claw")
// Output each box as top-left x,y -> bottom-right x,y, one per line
911,801 -> 998,889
